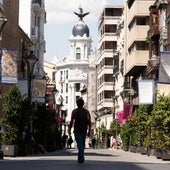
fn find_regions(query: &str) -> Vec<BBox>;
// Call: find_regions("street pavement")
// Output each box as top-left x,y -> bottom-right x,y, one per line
0,148 -> 170,170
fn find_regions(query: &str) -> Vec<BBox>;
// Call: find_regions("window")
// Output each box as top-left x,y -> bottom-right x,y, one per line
76,47 -> 81,60
66,83 -> 68,93
61,84 -> 63,93
60,71 -> 63,81
52,72 -> 55,82
104,74 -> 113,82
128,41 -> 149,54
113,56 -> 119,73
66,96 -> 68,104
104,90 -> 112,99
75,83 -> 80,92
105,57 -> 113,66
66,70 -> 68,79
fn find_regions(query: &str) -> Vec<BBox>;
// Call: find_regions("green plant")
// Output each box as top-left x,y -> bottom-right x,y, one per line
108,119 -> 120,137
136,105 -> 153,147
150,95 -> 170,150
120,122 -> 130,146
34,104 -> 58,151
128,114 -> 138,146
1,85 -> 23,145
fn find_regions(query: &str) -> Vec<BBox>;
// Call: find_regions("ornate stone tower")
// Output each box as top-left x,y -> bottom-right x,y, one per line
56,7 -> 92,127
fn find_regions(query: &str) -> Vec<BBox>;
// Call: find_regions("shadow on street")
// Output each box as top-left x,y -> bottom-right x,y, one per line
1,149 -> 170,170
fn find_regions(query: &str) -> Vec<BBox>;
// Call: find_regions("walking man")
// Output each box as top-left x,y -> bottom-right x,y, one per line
68,98 -> 91,163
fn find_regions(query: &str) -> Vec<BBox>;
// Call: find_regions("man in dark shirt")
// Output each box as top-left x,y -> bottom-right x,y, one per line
68,98 -> 91,163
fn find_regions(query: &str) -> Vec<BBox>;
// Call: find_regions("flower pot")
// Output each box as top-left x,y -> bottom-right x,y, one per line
139,146 -> 147,155
123,146 -> 129,151
154,149 -> 161,159
161,150 -> 170,160
130,146 -> 137,153
147,148 -> 155,156
2,145 -> 18,157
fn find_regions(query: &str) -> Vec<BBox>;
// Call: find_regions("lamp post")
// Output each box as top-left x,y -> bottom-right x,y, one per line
104,109 -> 108,149
0,4 -> 7,40
51,86 -> 59,111
0,3 -> 7,159
25,51 -> 38,104
97,118 -> 101,148
24,51 -> 38,133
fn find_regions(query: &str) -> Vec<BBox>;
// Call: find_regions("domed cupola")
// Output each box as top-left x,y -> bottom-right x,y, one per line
72,21 -> 89,37
73,7 -> 90,37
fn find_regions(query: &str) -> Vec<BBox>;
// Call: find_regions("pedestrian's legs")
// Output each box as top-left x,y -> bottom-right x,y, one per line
74,132 -> 86,163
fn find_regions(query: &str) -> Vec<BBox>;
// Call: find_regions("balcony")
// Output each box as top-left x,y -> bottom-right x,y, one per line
128,26 -> 149,49
127,1 -> 152,24
98,33 -> 117,48
125,50 -> 149,76
97,98 -> 113,111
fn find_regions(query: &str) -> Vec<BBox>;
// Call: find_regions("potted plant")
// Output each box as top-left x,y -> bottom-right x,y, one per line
120,121 -> 130,151
128,114 -> 138,153
120,123 -> 130,151
136,105 -> 152,154
150,94 -> 170,160
1,85 -> 23,156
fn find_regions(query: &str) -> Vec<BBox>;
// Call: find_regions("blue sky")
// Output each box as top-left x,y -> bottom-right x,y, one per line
19,0 -> 124,63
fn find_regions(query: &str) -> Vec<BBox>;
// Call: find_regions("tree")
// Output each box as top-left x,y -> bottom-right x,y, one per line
150,95 -> 170,150
136,105 -> 153,147
1,85 -> 23,145
109,119 -> 120,137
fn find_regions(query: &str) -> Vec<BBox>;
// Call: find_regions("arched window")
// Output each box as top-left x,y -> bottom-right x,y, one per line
76,47 -> 81,60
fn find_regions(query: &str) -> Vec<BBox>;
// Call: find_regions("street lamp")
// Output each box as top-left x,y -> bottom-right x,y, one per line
24,51 -> 38,133
0,4 -> 7,159
104,109 -> 108,149
51,86 -> 59,111
0,4 -> 7,40
25,51 -> 38,104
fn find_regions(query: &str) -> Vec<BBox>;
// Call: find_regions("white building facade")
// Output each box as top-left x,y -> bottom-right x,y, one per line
30,0 -> 46,78
55,8 -> 92,127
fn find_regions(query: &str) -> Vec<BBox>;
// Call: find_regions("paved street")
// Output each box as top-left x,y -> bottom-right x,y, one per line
0,148 -> 170,170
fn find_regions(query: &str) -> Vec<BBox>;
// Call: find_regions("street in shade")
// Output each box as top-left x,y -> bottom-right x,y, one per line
0,148 -> 170,170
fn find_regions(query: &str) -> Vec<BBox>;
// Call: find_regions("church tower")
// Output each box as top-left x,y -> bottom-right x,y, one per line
69,8 -> 92,61
56,7 -> 92,128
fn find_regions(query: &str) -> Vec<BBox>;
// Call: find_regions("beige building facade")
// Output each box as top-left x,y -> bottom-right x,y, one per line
123,0 -> 155,105
96,6 -> 123,131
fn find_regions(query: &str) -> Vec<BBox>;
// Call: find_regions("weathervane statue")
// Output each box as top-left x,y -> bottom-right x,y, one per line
74,7 -> 90,21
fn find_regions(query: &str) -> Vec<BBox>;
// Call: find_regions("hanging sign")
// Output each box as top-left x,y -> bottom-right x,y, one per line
138,79 -> 154,104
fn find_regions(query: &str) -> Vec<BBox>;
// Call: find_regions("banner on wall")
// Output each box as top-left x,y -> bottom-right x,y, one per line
1,49 -> 18,84
32,79 -> 47,103
138,79 -> 154,105
158,51 -> 170,83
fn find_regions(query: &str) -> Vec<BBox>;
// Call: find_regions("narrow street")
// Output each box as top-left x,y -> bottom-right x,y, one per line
0,148 -> 170,170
